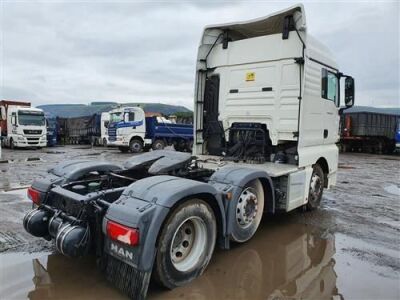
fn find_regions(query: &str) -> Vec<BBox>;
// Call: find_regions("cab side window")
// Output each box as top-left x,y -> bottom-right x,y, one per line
321,68 -> 339,106
128,112 -> 135,121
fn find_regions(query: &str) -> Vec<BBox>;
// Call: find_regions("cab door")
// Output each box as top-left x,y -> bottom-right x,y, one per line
321,68 -> 340,144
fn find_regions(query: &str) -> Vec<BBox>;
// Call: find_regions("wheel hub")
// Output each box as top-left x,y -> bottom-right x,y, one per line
236,188 -> 258,228
170,217 -> 207,272
171,221 -> 195,264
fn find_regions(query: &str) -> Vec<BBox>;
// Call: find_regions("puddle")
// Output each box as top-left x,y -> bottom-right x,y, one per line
0,220 -> 398,300
384,184 -> 400,196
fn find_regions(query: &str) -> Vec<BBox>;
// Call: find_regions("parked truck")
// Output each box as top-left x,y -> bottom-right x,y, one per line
100,112 -> 110,146
107,106 -> 193,152
57,114 -> 103,145
0,100 -> 47,149
340,108 -> 400,153
22,5 -> 354,300
46,116 -> 58,147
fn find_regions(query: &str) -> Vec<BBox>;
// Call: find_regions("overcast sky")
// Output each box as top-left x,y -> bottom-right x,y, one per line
0,0 -> 399,109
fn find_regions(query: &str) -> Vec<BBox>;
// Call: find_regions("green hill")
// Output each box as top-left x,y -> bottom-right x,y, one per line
38,102 -> 192,118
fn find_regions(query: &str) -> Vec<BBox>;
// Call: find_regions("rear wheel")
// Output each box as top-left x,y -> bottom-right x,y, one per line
103,138 -> 107,146
152,139 -> 165,151
306,164 -> 325,210
231,179 -> 264,243
174,139 -> 186,152
186,140 -> 193,152
129,138 -> 143,153
154,199 -> 216,289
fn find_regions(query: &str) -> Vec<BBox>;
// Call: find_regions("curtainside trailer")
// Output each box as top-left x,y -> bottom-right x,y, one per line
22,5 -> 355,299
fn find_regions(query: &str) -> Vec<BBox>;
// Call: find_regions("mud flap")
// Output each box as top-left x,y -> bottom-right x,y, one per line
105,254 -> 151,300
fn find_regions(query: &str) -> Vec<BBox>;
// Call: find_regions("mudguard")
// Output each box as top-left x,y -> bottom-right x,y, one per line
104,175 -> 226,271
32,160 -> 122,192
208,165 -> 275,239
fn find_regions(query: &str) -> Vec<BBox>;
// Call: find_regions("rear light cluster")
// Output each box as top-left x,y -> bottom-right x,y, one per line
27,187 -> 41,205
106,220 -> 139,246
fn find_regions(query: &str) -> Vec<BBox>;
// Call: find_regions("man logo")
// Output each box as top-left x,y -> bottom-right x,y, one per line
110,243 -> 134,260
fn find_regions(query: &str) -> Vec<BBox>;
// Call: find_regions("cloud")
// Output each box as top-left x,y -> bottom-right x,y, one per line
1,0 -> 398,109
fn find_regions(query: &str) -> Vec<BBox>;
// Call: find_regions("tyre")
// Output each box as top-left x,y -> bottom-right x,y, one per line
10,138 -> 15,149
118,146 -> 129,153
230,179 -> 264,243
174,139 -> 186,152
103,138 -> 107,146
152,139 -> 165,151
186,140 -> 193,153
129,138 -> 143,153
154,199 -> 216,289
306,164 -> 325,211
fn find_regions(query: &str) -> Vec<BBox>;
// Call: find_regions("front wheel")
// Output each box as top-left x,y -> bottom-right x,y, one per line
129,138 -> 143,153
306,164 -> 325,210
154,199 -> 216,289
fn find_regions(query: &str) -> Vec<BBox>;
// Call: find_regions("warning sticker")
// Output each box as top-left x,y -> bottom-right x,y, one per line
246,72 -> 255,81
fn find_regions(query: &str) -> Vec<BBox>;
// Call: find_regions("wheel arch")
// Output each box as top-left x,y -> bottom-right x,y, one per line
130,135 -> 144,143
315,157 -> 329,187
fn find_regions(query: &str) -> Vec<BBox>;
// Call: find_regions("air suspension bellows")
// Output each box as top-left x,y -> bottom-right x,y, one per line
23,209 -> 50,237
55,224 -> 91,258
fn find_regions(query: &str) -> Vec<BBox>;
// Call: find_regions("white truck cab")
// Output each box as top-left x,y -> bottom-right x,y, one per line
0,101 -> 47,148
107,106 -> 150,151
194,4 -> 354,211
100,112 -> 110,146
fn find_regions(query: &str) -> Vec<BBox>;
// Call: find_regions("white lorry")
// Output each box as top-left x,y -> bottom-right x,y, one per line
100,112 -> 110,146
0,100 -> 47,149
23,5 -> 354,299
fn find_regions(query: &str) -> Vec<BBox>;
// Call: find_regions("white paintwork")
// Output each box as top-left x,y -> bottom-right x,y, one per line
107,107 -> 148,148
0,105 -> 47,148
194,5 -> 346,211
100,112 -> 110,145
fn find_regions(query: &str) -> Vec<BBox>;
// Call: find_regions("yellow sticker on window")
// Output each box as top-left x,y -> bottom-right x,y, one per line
246,72 -> 255,81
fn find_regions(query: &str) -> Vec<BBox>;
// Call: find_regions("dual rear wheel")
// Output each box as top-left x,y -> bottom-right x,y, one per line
154,166 -> 325,288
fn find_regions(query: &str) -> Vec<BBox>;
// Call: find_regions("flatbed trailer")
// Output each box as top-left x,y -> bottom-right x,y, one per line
22,5 -> 355,300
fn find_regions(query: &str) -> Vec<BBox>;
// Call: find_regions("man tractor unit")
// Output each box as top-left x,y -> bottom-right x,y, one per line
22,5 -> 354,299
0,100 -> 47,149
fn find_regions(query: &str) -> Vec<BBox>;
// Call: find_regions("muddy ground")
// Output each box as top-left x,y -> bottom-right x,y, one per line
0,146 -> 399,299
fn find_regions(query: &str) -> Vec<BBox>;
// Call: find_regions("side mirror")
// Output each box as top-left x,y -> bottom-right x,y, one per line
11,116 -> 16,125
345,77 -> 355,108
104,121 -> 109,128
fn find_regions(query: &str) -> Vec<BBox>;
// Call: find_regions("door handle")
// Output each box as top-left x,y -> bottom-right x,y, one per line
324,129 -> 328,138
